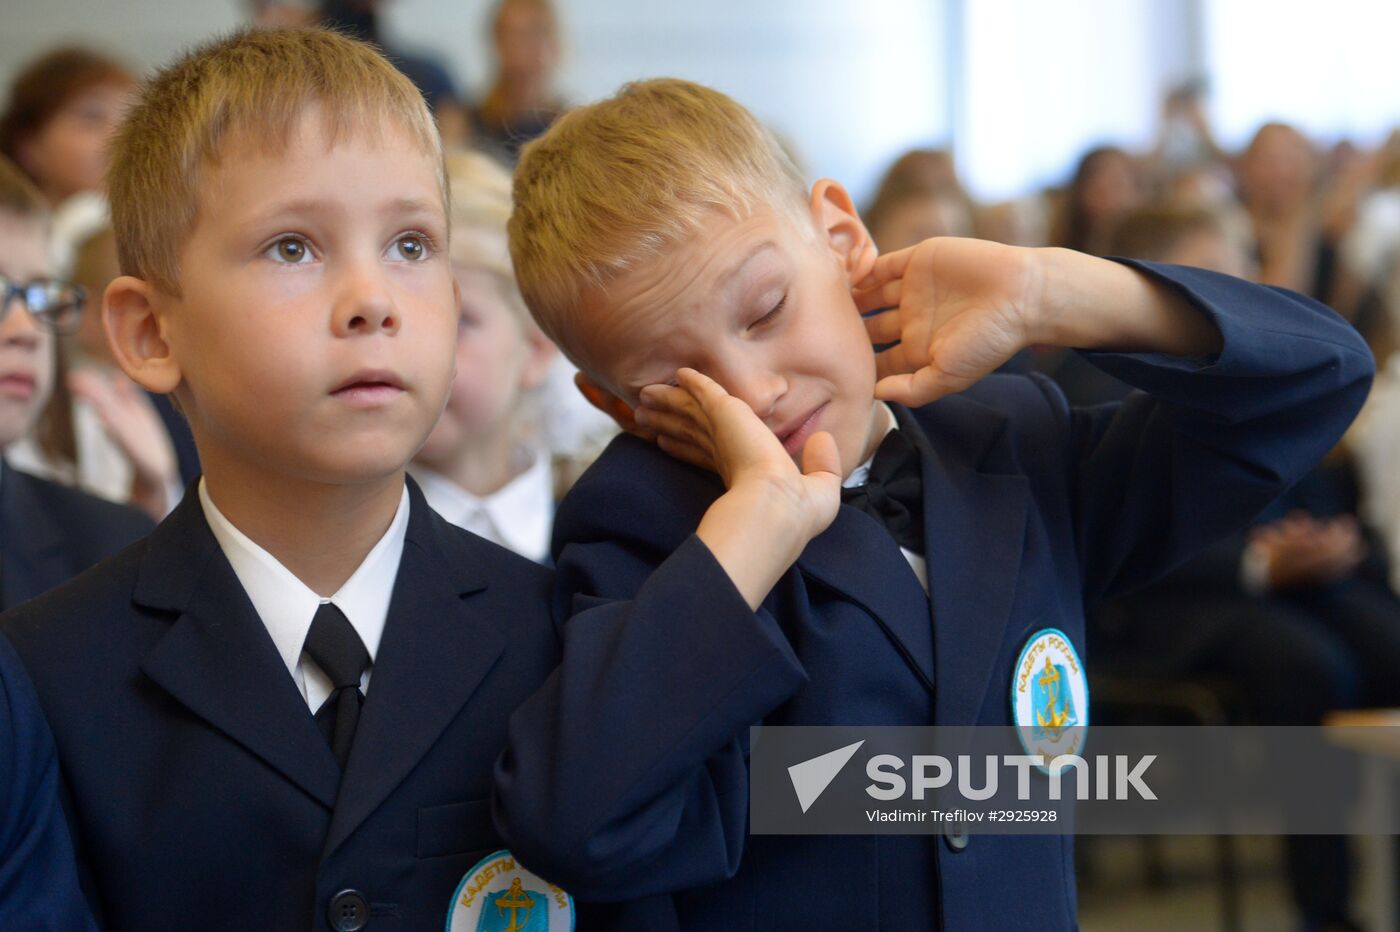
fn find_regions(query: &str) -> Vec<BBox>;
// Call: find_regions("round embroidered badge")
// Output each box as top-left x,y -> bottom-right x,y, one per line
1011,627 -> 1089,760
446,849 -> 574,932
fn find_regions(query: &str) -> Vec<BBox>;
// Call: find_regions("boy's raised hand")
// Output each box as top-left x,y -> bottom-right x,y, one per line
852,237 -> 1041,407
634,368 -> 842,609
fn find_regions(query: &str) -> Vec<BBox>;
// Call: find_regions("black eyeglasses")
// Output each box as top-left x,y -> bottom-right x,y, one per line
0,273 -> 85,335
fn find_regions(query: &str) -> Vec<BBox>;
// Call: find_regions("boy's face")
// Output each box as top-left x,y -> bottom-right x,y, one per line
416,264 -> 554,466
0,215 -> 55,448
152,108 -> 456,487
576,189 -> 885,477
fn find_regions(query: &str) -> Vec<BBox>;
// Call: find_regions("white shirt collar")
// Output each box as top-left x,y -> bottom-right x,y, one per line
844,403 -> 900,489
410,448 -> 554,563
198,478 -> 410,708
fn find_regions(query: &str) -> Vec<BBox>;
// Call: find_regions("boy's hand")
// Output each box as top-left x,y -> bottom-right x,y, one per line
853,238 -> 1041,406
634,368 -> 842,608
853,238 -> 1222,408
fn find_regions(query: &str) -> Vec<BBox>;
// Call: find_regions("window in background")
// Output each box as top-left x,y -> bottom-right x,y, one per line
1202,0 -> 1400,148
953,0 -> 1188,201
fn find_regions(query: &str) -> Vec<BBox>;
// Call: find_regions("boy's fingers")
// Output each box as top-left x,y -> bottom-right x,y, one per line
854,245 -> 914,292
853,278 -> 902,315
800,430 -> 842,480
862,310 -> 902,345
675,367 -> 726,403
638,383 -> 689,410
874,342 -> 925,380
633,406 -> 709,448
655,434 -> 714,470
873,368 -> 957,407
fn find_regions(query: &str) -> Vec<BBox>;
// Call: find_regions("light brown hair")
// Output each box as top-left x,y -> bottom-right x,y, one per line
508,78 -> 807,359
107,27 -> 445,296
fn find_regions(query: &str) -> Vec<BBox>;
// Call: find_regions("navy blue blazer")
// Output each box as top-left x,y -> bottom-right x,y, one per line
493,262 -> 1375,931
2,478 -> 558,931
0,461 -> 153,611
0,634 -> 95,930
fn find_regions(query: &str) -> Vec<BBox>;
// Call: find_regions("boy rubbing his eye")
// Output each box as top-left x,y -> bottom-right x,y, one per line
492,79 -> 1373,929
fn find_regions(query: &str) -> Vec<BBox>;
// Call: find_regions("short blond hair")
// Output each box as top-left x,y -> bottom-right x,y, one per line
108,27 -> 444,296
445,150 -> 535,331
508,78 -> 807,356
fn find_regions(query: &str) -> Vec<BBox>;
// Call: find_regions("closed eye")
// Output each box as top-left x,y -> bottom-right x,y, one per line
748,294 -> 787,331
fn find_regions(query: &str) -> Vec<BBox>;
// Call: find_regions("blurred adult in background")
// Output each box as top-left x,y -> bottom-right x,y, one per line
863,148 -> 977,253
1342,132 -> 1400,308
0,47 -> 136,275
1148,80 -> 1226,180
320,0 -> 470,147
1070,200 -> 1399,932
1236,123 -> 1343,305
1051,145 -> 1144,256
247,0 -> 319,28
471,0 -> 566,163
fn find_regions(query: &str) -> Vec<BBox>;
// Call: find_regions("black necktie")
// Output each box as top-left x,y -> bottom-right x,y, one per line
841,430 -> 926,556
303,602 -> 370,769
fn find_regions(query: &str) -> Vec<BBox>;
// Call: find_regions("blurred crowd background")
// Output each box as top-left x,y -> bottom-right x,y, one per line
3,1 -> 1400,929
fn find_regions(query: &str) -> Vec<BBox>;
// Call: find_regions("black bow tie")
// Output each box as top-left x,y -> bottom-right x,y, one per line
840,429 -> 925,555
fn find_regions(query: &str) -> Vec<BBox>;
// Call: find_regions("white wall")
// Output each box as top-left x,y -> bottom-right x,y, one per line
1,0 -> 949,204
953,0 -> 1199,200
3,0 -> 1393,205
1202,0 -> 1400,149
390,0 -> 952,204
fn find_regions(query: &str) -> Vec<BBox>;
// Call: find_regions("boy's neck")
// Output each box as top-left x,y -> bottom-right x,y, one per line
423,428 -> 532,499
201,458 -> 405,597
852,401 -> 895,474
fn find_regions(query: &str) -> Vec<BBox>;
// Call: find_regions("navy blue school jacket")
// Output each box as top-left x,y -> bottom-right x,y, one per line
0,460 -> 153,611
1,478 -> 557,931
493,262 -> 1375,931
0,634 -> 96,930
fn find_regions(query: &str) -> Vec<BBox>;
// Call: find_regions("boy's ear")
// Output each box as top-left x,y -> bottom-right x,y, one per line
519,326 -> 560,392
574,371 -> 648,436
104,276 -> 183,395
810,179 -> 878,285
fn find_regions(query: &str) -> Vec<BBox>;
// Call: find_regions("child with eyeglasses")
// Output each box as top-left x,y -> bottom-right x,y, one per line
0,154 -> 152,611
0,151 -> 139,930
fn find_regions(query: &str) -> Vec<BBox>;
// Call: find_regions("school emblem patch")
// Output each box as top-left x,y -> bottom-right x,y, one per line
1012,627 -> 1088,760
446,849 -> 574,932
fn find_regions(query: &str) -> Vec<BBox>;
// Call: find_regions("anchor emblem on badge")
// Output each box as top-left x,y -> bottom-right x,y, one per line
445,849 -> 575,932
493,877 -> 535,932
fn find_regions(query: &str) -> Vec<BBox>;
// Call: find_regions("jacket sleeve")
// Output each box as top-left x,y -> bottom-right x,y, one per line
1040,260 -> 1375,605
0,635 -> 99,931
493,472 -> 807,901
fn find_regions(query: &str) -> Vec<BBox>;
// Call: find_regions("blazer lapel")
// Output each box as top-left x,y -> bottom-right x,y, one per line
797,507 -> 936,692
894,403 -> 1030,726
322,483 -> 504,858
137,486 -> 341,809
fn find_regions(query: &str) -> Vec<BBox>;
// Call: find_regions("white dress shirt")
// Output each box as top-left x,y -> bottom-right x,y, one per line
198,479 -> 410,712
844,404 -> 929,591
410,448 -> 554,564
